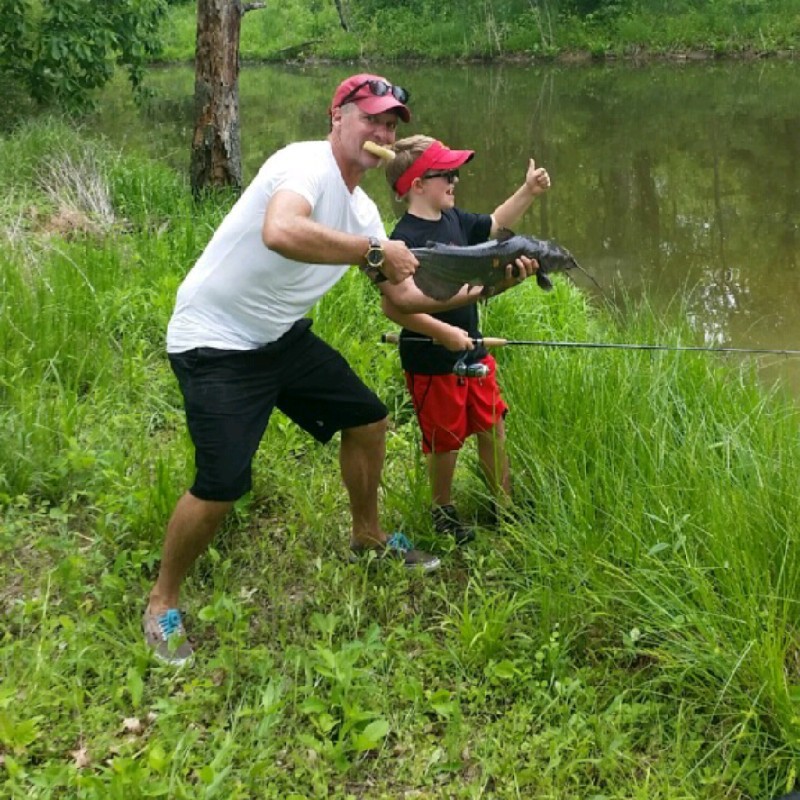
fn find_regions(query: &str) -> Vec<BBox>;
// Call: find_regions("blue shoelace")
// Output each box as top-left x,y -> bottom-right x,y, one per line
157,608 -> 183,638
386,532 -> 413,553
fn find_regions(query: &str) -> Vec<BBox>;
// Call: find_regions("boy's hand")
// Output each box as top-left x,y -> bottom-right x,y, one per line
486,256 -> 538,297
438,325 -> 475,352
525,158 -> 551,196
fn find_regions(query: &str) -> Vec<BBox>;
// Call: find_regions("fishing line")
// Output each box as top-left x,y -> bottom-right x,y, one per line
381,332 -> 800,357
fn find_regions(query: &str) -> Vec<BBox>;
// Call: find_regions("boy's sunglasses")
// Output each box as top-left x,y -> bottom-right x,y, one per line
340,79 -> 410,107
422,169 -> 460,184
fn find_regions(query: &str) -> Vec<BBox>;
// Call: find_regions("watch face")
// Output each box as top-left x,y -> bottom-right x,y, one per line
367,245 -> 384,268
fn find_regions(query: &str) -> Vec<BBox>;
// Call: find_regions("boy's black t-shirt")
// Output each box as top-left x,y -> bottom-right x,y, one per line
390,208 -> 493,374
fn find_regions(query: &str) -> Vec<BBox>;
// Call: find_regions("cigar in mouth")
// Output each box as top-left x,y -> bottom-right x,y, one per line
363,141 -> 395,161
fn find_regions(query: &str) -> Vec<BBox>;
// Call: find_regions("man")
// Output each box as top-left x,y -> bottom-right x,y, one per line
144,73 -> 536,664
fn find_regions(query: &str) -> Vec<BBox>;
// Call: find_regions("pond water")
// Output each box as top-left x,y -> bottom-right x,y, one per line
91,60 -> 800,392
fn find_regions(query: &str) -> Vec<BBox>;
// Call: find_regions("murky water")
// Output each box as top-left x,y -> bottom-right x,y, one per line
92,60 -> 800,391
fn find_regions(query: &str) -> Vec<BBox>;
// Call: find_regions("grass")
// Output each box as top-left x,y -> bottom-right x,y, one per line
3,117 -> 800,797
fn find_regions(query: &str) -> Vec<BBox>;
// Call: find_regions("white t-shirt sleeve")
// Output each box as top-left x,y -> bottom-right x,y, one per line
261,147 -> 325,210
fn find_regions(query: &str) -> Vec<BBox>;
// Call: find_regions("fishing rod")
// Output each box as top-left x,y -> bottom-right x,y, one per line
380,332 -> 800,357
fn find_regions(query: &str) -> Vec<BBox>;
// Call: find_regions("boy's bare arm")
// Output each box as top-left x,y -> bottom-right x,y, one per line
380,275 -> 484,314
381,296 -> 474,352
489,158 -> 551,237
379,257 -> 537,313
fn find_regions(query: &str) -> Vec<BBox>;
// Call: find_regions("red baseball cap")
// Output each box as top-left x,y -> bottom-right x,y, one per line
330,73 -> 411,123
394,140 -> 475,197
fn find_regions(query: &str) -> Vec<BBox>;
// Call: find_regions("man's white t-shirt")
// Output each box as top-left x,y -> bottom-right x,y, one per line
166,140 -> 386,353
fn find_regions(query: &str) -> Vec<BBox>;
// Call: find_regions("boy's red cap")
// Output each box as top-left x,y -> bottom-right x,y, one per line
330,73 -> 411,122
394,140 -> 475,197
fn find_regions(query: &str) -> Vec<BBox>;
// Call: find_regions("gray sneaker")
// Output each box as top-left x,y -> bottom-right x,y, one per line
142,607 -> 193,665
349,532 -> 441,572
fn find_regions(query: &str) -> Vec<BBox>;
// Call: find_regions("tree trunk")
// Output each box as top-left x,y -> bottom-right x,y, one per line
190,0 -> 244,197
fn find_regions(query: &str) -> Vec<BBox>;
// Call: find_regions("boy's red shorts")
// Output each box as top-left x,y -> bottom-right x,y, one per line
404,354 -> 508,454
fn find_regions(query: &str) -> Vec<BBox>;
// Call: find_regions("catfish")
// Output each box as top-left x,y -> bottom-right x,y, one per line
410,228 -> 594,301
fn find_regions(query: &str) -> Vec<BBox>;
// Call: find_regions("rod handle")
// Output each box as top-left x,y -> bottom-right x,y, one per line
380,332 -> 509,347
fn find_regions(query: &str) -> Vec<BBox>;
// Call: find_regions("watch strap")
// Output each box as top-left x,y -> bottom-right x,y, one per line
360,263 -> 388,284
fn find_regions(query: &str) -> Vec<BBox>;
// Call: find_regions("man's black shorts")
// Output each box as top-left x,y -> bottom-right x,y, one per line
168,319 -> 387,502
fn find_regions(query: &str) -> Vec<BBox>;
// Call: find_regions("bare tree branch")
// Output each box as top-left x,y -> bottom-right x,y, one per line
332,0 -> 349,31
242,2 -> 266,13
272,39 -> 322,58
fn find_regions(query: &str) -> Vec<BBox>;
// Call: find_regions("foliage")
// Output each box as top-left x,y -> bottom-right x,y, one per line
2,118 -> 800,796
158,0 -> 800,60
0,0 -> 168,110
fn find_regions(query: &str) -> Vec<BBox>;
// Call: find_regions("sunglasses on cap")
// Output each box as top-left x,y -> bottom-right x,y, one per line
340,79 -> 410,107
421,169 -> 460,184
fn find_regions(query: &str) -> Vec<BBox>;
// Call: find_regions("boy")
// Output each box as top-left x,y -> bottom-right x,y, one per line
383,135 -> 551,544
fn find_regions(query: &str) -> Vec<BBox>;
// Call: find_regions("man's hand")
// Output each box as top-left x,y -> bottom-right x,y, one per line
380,239 -> 418,284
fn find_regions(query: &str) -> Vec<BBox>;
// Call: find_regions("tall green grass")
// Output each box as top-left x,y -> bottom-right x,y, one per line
3,118 -> 800,797
488,286 -> 800,752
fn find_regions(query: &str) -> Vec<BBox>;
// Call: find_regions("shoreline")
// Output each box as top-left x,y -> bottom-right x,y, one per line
149,46 -> 797,70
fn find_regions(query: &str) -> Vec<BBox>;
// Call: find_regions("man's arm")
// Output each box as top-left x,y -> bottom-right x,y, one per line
262,189 -> 417,284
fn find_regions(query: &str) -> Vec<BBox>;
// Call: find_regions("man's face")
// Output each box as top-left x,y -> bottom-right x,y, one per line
333,104 -> 400,168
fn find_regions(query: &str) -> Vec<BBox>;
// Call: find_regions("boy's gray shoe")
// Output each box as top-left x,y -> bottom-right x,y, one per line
432,504 -> 475,545
143,607 -> 193,665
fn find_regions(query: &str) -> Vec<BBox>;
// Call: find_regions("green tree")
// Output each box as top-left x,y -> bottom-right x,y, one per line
0,0 -> 167,109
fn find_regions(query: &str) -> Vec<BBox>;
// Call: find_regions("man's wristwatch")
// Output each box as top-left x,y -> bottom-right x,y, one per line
361,236 -> 387,284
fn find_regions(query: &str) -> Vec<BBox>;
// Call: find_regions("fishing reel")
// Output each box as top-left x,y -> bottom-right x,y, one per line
453,356 -> 490,379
